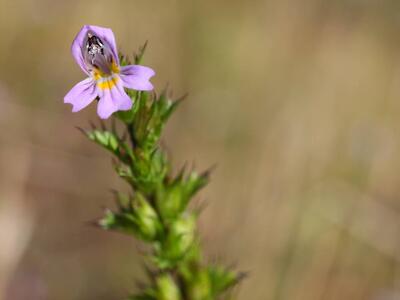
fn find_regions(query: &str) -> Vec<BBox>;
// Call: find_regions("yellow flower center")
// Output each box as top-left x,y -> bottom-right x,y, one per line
93,61 -> 120,90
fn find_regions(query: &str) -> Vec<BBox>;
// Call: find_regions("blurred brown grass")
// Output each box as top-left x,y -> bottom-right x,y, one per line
2,0 -> 400,299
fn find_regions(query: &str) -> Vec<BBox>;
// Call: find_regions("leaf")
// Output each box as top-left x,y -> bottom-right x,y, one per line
208,266 -> 239,297
99,193 -> 162,241
134,41 -> 148,65
156,170 -> 209,221
85,129 -> 133,163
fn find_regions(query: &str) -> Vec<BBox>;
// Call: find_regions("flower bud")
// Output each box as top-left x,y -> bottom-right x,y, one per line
162,214 -> 196,262
186,268 -> 211,300
132,193 -> 161,241
156,274 -> 182,300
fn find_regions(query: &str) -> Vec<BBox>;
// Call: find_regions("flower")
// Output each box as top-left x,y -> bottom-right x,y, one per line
64,25 -> 155,119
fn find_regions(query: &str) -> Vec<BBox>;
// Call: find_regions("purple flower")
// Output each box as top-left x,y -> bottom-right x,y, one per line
64,25 -> 155,119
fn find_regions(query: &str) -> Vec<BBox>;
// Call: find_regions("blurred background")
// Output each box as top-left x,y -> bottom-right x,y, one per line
2,0 -> 400,299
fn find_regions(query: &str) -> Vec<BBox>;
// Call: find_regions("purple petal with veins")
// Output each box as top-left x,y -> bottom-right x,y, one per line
120,65 -> 155,91
96,80 -> 132,119
71,25 -> 119,74
64,77 -> 97,112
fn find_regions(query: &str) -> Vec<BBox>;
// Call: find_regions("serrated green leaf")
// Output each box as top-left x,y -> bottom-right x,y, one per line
99,193 -> 162,241
208,266 -> 238,297
156,171 -> 208,221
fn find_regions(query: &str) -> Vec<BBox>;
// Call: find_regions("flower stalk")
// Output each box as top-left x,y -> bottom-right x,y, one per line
67,26 -> 242,299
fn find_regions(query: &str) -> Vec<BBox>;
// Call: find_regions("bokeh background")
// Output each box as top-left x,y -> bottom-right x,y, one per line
2,0 -> 400,299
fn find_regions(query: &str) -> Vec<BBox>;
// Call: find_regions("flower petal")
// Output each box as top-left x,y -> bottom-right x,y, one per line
64,77 -> 97,113
71,25 -> 91,74
120,65 -> 155,91
96,79 -> 132,119
71,25 -> 119,74
97,89 -> 117,119
112,79 -> 133,111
